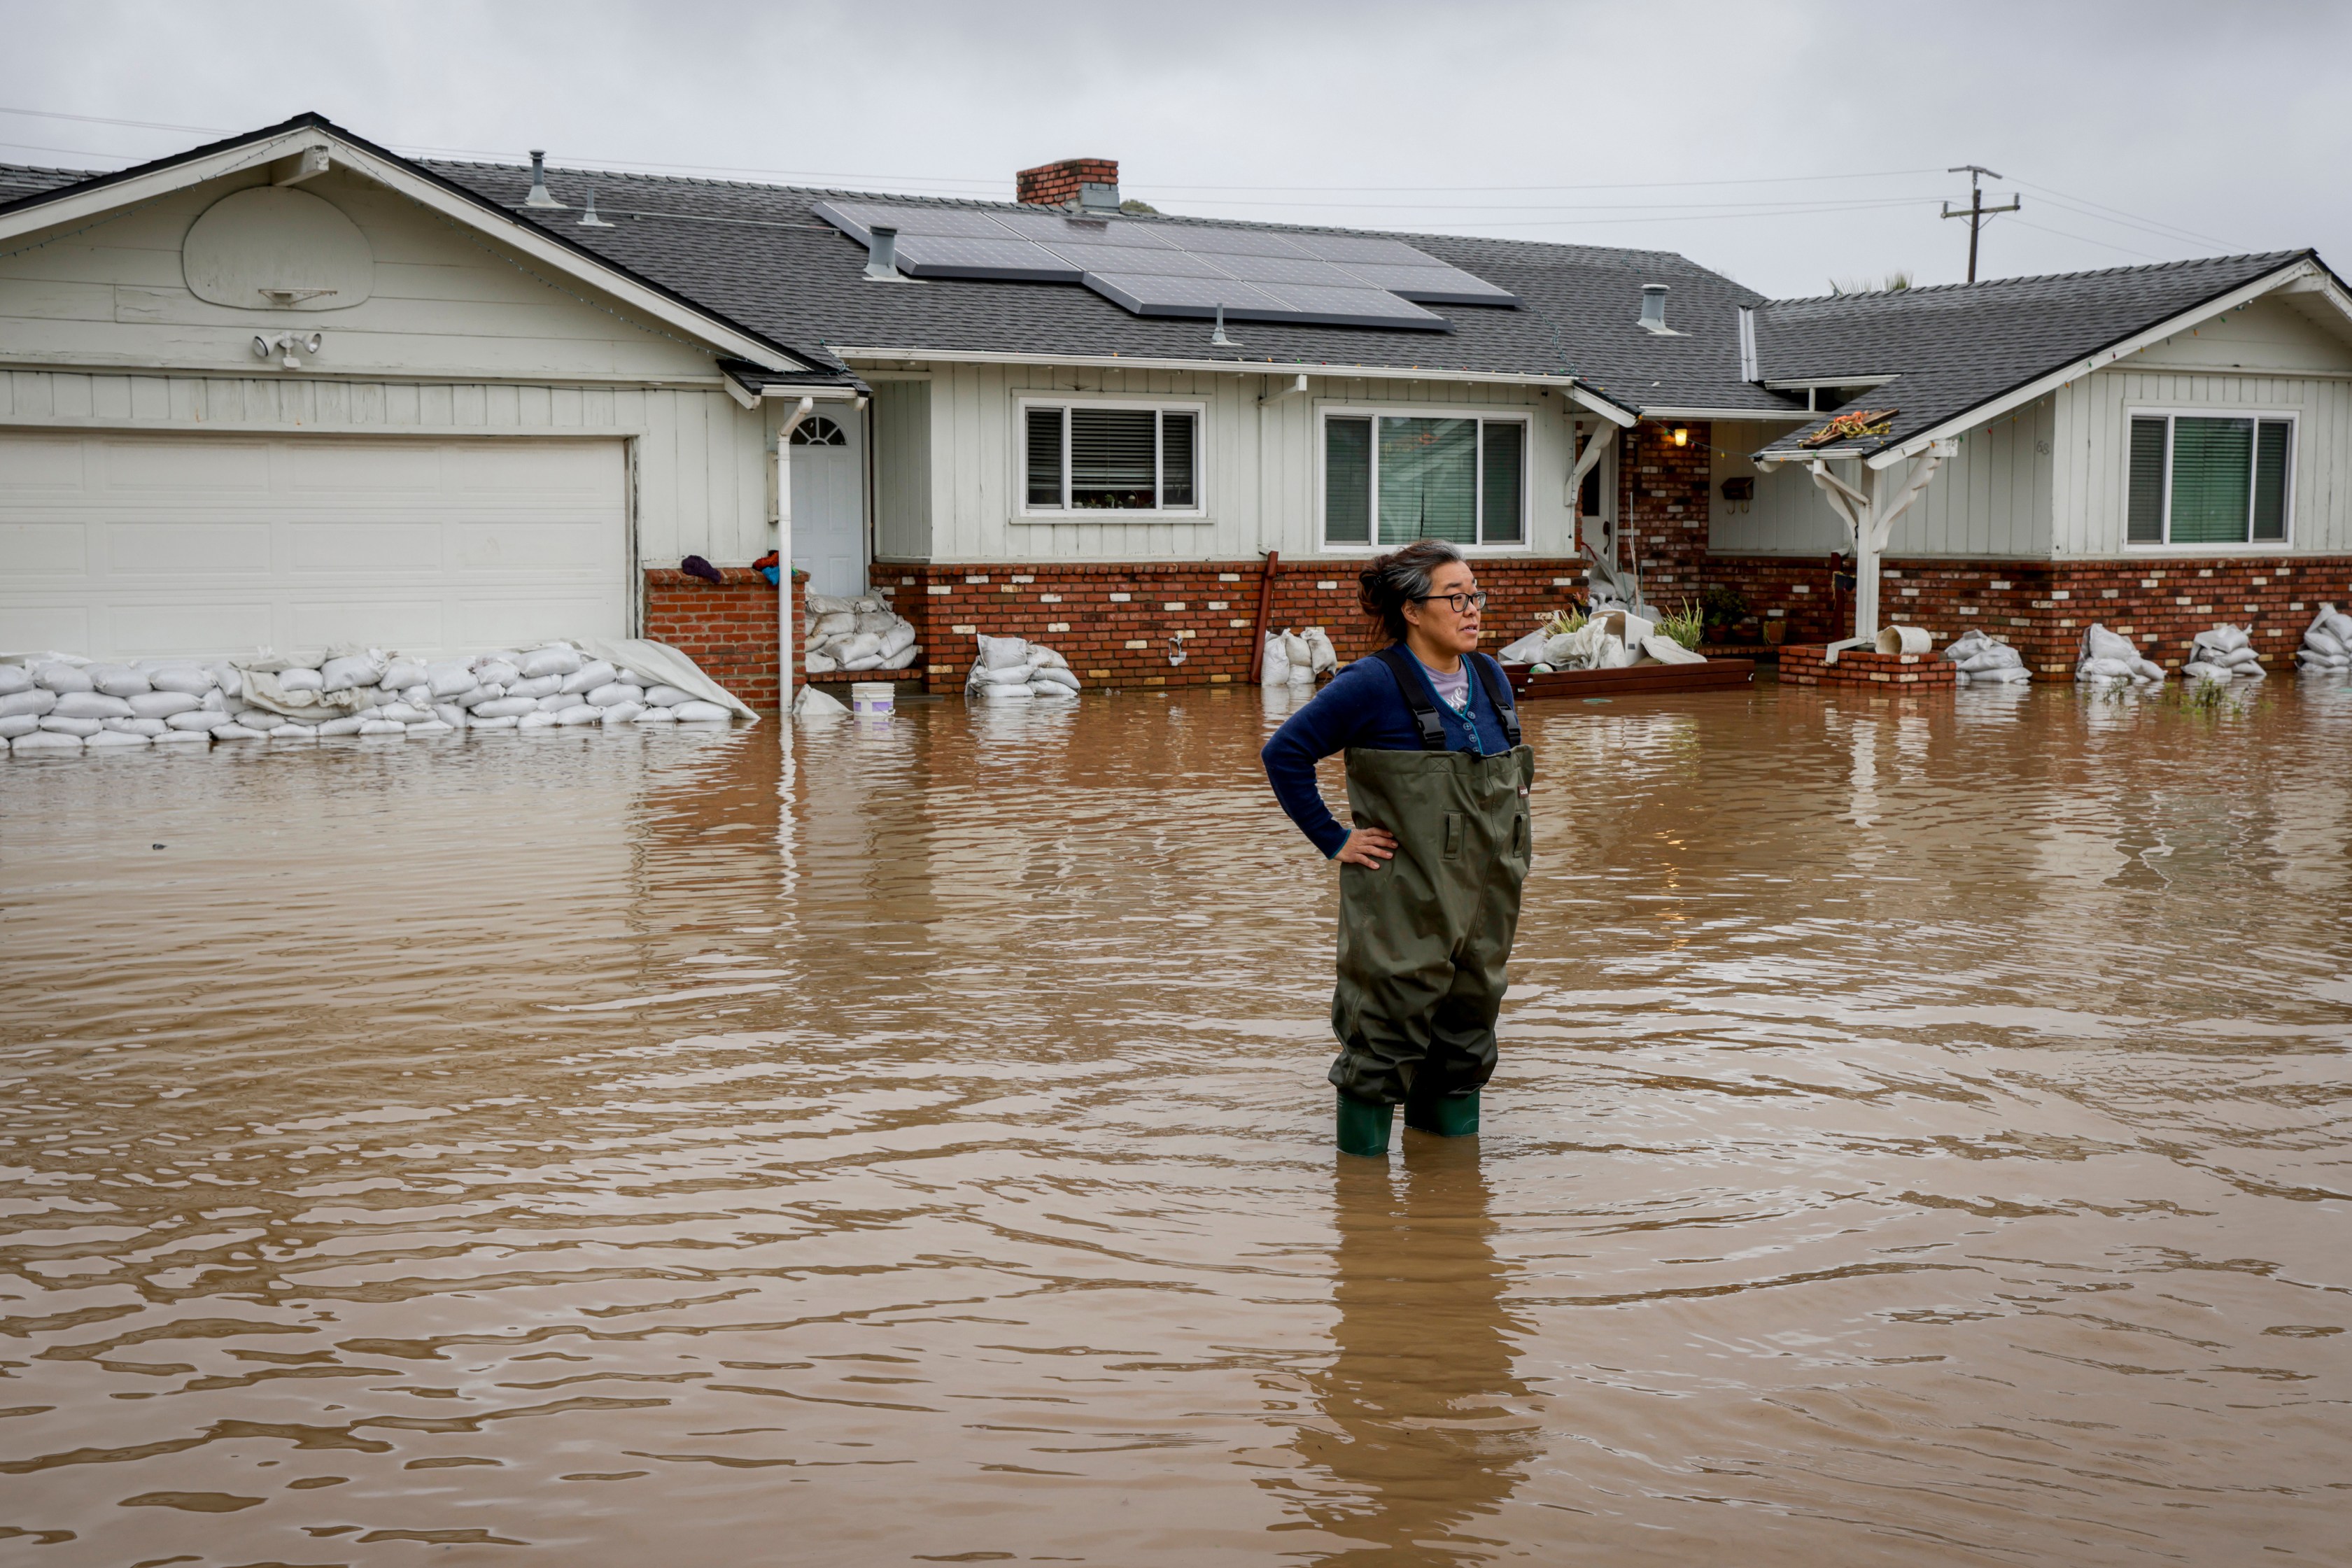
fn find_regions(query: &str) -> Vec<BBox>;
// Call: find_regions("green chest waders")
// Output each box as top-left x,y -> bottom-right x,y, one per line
1332,650 -> 1534,1156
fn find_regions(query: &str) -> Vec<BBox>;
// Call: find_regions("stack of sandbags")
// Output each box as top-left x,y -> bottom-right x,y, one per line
3,642 -> 742,754
2074,624 -> 2167,687
2180,624 -> 2267,684
1258,628 -> 1338,686
1942,628 -> 2034,686
965,635 -> 1083,702
2293,604 -> 2352,674
803,591 -> 920,675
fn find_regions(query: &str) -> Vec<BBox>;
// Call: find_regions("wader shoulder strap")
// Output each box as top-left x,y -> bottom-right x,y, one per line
1470,654 -> 1523,748
1372,647 -> 1449,752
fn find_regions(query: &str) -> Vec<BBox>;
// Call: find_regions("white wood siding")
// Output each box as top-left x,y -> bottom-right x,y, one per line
1711,401 -> 2055,558
2053,366 -> 2352,556
871,360 -> 1584,564
871,378 -> 931,560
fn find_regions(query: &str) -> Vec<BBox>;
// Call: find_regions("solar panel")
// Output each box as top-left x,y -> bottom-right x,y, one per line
812,200 -> 1514,329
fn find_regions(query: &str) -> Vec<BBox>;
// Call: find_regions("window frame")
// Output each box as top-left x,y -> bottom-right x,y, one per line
1013,395 -> 1209,520
1314,404 -> 1536,554
2124,407 -> 2297,550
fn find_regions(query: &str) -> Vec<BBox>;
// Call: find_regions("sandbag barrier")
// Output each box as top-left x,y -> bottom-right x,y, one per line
965,635 -> 1085,702
1260,628 -> 1337,687
802,591 -> 920,675
1942,629 -> 2034,686
2293,604 -> 2352,675
2178,624 -> 2269,685
0,641 -> 749,756
2074,624 -> 2171,688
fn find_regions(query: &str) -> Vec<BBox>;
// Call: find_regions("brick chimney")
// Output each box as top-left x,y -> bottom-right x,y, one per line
1017,157 -> 1118,208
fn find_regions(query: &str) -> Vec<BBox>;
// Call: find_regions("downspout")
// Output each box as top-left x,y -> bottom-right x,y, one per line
1248,552 -> 1281,682
775,395 -> 814,710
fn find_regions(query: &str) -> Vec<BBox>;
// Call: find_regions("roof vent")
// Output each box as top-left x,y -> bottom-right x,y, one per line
523,150 -> 564,210
864,224 -> 904,282
1737,305 -> 1759,381
1078,181 -> 1122,213
578,187 -> 612,228
1210,303 -> 1238,348
1638,283 -> 1677,335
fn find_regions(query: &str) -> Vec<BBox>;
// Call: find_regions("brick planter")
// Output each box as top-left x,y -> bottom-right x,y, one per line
1778,644 -> 1957,689
642,566 -> 804,712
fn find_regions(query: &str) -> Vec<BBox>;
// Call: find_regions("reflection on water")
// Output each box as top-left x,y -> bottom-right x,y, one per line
1,681 -> 2348,1565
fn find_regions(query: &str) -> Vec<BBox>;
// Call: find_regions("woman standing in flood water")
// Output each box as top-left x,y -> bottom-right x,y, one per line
1261,539 -> 1535,1157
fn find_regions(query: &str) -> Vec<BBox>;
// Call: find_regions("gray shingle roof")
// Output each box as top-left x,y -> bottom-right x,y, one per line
1752,251 -> 2321,458
419,159 -> 1801,418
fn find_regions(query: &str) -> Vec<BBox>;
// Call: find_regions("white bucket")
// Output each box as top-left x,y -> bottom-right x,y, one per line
1875,626 -> 1934,656
850,681 -> 895,717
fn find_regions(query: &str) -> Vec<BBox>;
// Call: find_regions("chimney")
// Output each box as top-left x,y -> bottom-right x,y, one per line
1017,157 -> 1120,209
1639,283 -> 1670,333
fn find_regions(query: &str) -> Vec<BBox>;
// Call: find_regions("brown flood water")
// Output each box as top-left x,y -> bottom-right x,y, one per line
1,680 -> 2348,1566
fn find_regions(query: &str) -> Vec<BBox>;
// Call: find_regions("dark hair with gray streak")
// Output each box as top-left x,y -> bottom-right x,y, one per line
1358,539 -> 1466,642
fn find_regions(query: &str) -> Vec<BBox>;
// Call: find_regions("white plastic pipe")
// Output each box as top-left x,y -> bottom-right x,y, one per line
776,396 -> 813,712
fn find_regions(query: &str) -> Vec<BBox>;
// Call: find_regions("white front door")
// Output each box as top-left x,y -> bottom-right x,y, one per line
790,413 -> 865,598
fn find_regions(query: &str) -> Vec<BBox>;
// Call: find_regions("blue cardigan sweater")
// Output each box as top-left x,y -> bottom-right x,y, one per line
1260,647 -> 1515,858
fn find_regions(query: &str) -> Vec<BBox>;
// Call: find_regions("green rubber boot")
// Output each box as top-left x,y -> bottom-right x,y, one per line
1405,1088 -> 1480,1138
1336,1092 -> 1394,1157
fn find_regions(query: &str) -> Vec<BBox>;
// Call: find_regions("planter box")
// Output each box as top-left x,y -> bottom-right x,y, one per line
1506,659 -> 1756,700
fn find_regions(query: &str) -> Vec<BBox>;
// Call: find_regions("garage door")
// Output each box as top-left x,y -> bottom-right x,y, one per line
0,432 -> 628,661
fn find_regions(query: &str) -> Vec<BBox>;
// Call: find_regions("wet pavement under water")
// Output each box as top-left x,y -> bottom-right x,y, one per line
1,679 -> 2347,1565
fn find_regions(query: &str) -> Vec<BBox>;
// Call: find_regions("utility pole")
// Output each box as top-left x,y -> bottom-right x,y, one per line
1943,165 -> 2021,283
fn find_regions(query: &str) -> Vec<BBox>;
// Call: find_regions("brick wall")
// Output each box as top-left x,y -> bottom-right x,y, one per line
1621,419 -> 1714,602
875,558 -> 1591,690
1709,553 -> 2352,675
1016,157 -> 1118,206
642,567 -> 805,711
1778,644 -> 1957,689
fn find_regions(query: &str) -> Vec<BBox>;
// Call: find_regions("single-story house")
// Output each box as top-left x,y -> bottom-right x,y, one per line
3,111 -> 2346,697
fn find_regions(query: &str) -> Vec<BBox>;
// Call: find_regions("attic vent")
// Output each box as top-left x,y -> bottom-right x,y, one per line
1638,283 -> 1678,335
864,225 -> 903,282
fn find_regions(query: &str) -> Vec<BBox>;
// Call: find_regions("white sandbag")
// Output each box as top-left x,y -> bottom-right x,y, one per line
1304,628 -> 1339,677
268,724 -> 318,740
0,713 -> 34,739
519,645 -> 583,679
2205,624 -> 2251,654
2181,661 -> 2232,683
560,659 -> 619,695
1975,665 -> 2034,684
974,664 -> 1031,686
2079,656 -> 2138,681
599,701 -> 645,725
585,682 -> 638,707
2239,663 -> 2267,680
2083,625 -> 2139,663
198,688 -> 229,713
516,712 -> 558,730
381,659 -> 428,690
151,727 -> 211,744
85,728 -> 150,749
673,700 -> 733,722
2133,658 -> 2167,682
106,717 -> 167,736
1496,629 -> 1549,665
1641,635 -> 1707,665
507,674 -> 564,701
879,623 -> 918,658
2325,611 -> 2352,643
458,684 -> 506,709
637,707 -> 676,723
555,704 -> 603,726
790,686 -> 849,718
376,702 -> 430,724
643,684 -> 695,708
40,716 -> 102,737
472,697 -> 540,719
404,719 -> 455,736
1260,633 -> 1292,686
432,703 -> 470,728
1031,667 -> 1081,691
276,667 -> 323,692
357,719 -> 407,735
0,688 -> 58,719
33,662 -> 94,693
316,716 -> 367,737
10,730 -> 83,753
804,591 -> 856,618
2218,647 -> 2262,668
148,663 -> 216,695
167,709 -> 232,732
814,612 -> 857,641
320,656 -> 378,693
537,693 -> 575,712
2307,629 -> 2347,658
1031,646 -> 1069,671
835,632 -> 883,665
979,635 -> 1030,672
474,659 -> 519,687
232,709 -> 286,728
127,689 -> 197,719
844,655 -> 886,671
1027,681 -> 1074,698
1282,630 -> 1311,670
0,665 -> 27,695
805,649 -> 839,674
426,662 -> 477,698
395,683 -> 430,707
88,664 -> 150,697
470,714 -> 520,730
208,662 -> 243,700
851,610 -> 896,635
979,681 -> 1034,701
211,723 -> 268,741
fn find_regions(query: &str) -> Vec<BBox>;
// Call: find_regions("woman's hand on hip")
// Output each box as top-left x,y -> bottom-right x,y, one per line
1336,827 -> 1397,869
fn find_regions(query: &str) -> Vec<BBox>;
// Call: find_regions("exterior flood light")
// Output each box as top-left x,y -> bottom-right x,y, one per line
253,331 -> 323,369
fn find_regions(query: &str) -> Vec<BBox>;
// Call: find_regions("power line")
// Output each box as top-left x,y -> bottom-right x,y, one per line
2010,178 -> 2235,250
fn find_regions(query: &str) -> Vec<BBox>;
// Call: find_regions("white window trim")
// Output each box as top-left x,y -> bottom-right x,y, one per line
1314,404 -> 1535,554
2125,406 -> 2297,551
1014,395 -> 1209,521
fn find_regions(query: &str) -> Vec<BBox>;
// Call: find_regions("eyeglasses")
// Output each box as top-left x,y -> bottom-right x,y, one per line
1414,590 -> 1488,614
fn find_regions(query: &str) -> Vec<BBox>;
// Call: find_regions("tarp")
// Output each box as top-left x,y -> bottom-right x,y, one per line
581,637 -> 761,723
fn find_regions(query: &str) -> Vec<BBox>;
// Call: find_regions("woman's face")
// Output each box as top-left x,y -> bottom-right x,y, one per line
1404,560 -> 1482,655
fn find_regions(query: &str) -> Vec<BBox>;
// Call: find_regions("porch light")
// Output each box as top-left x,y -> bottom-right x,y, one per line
1672,427 -> 1689,447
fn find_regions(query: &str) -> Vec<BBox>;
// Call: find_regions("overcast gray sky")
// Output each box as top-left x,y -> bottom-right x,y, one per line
3,0 -> 2345,299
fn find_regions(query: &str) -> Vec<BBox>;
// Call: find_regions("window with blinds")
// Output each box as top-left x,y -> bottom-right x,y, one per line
1020,404 -> 1202,513
1321,412 -> 1529,548
2124,411 -> 2294,545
